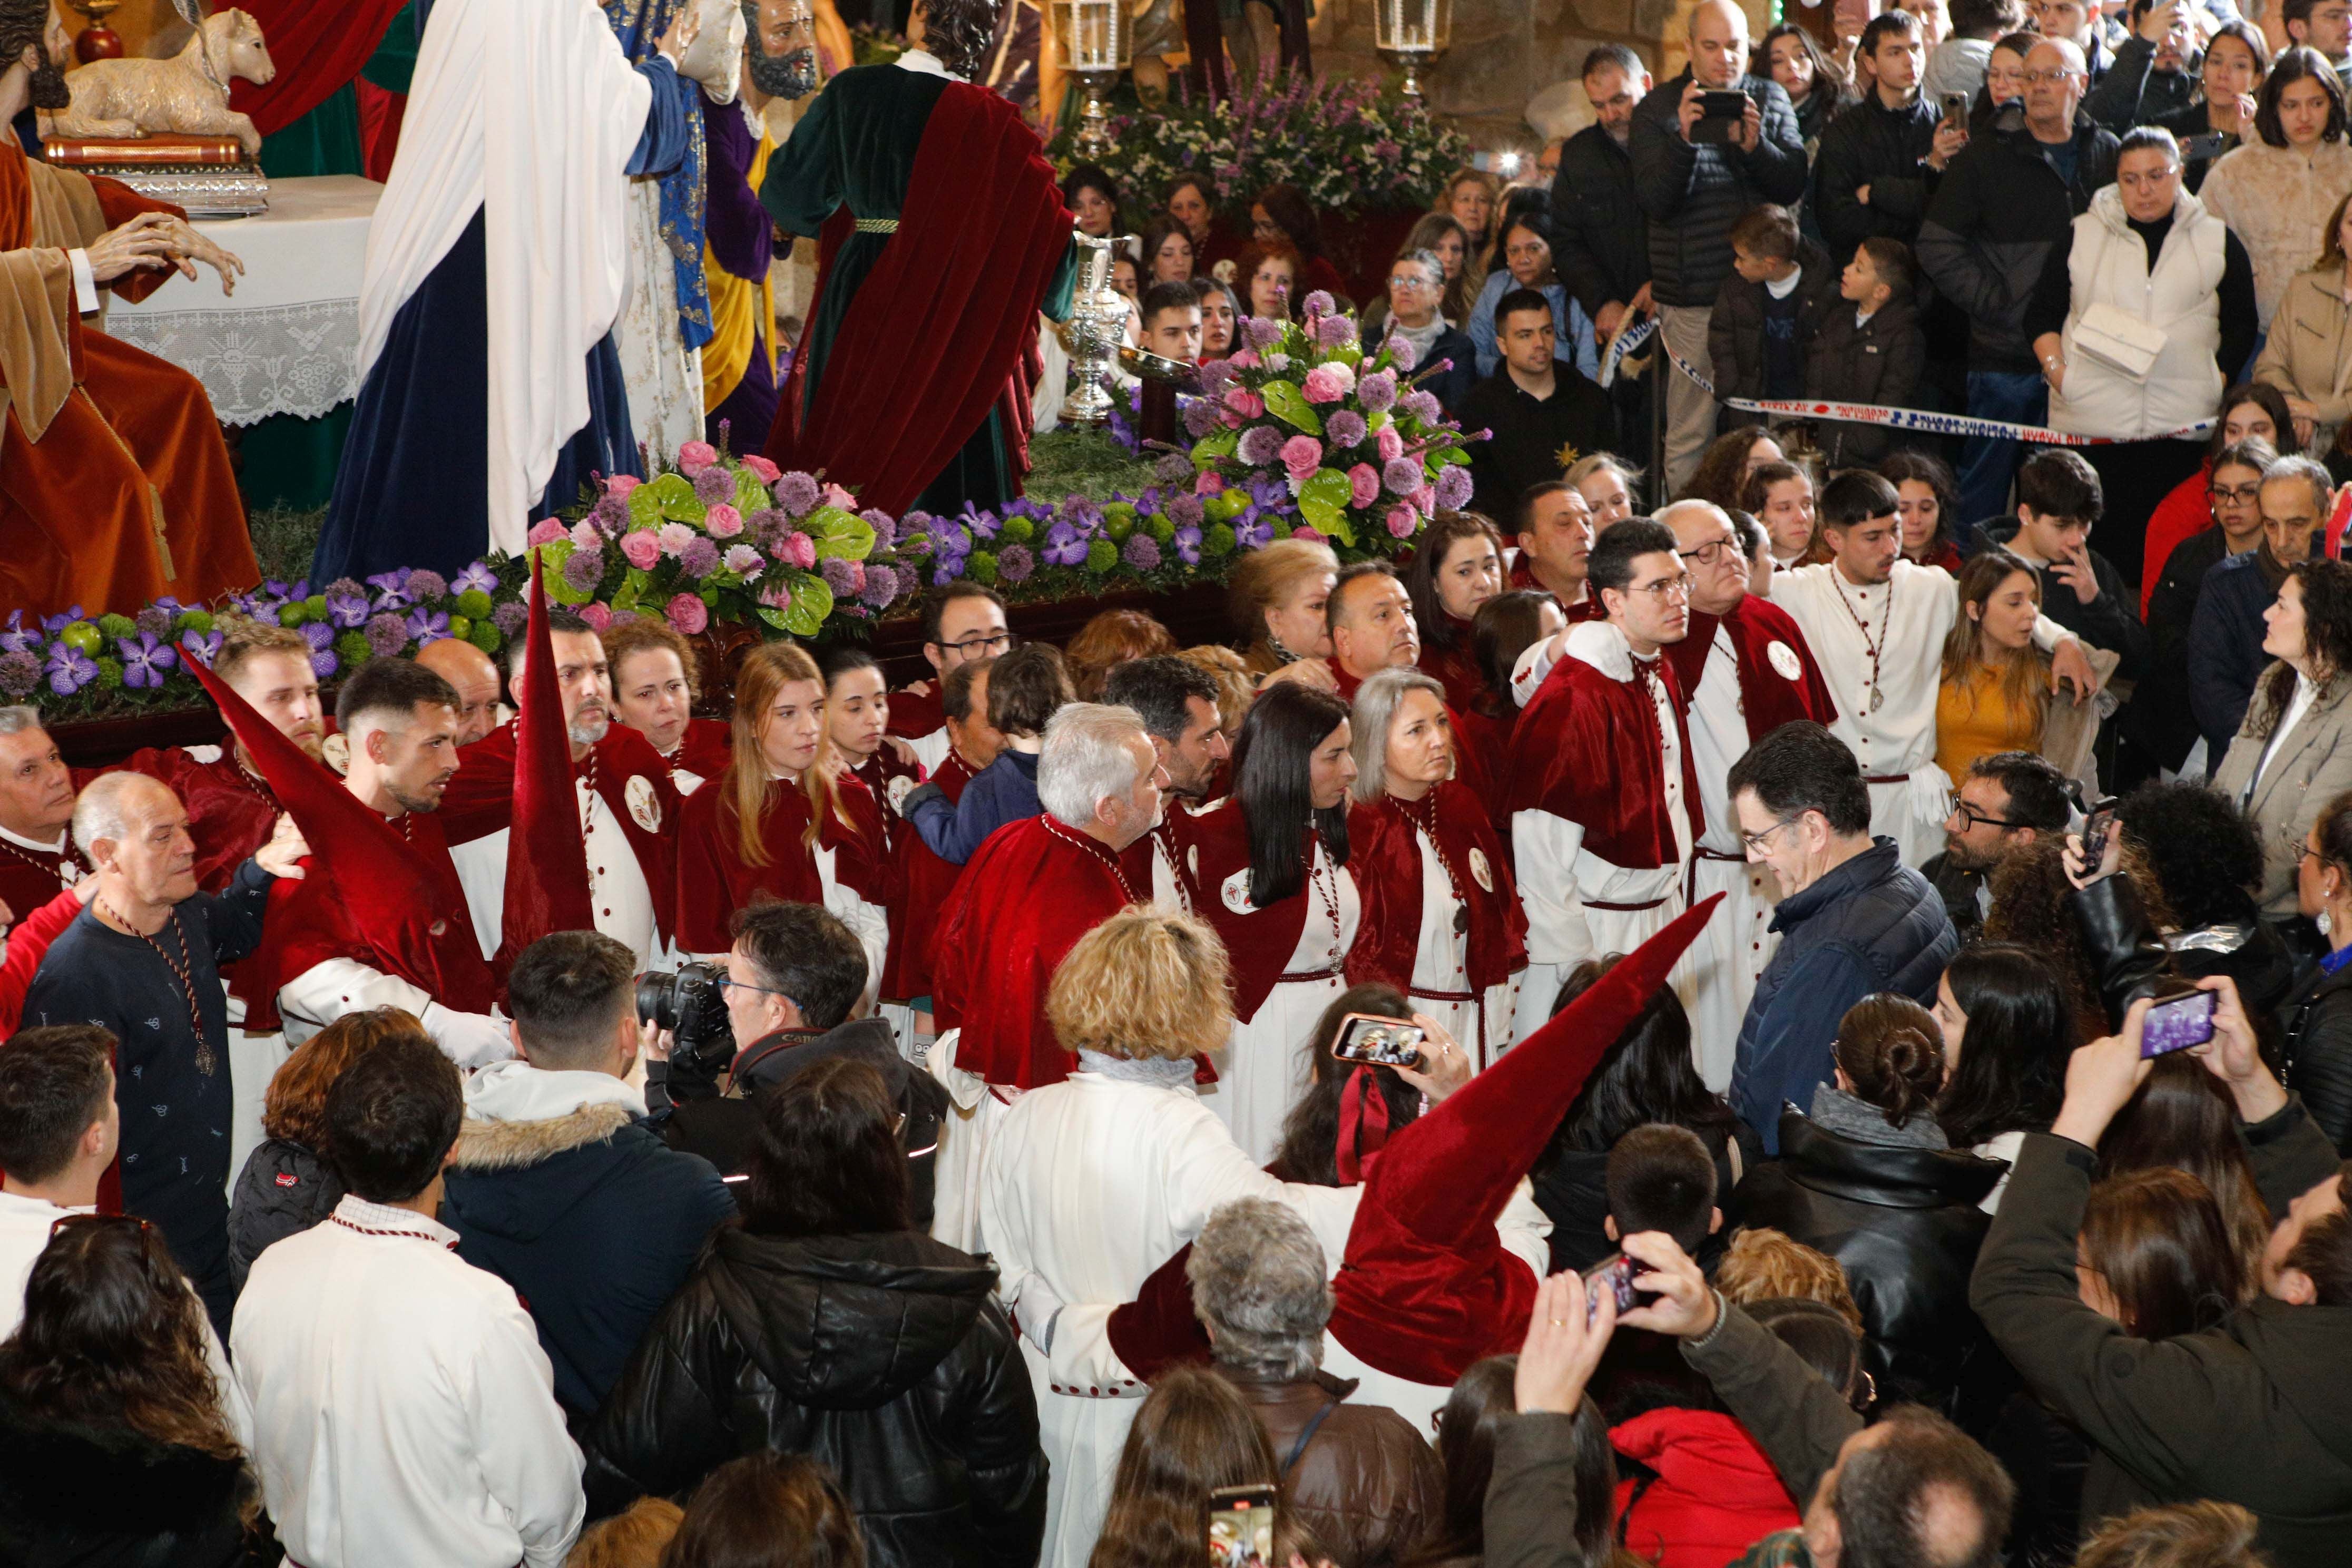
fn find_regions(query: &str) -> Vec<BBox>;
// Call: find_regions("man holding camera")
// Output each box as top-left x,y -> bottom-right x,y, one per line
656,901 -> 947,1226
440,930 -> 734,1419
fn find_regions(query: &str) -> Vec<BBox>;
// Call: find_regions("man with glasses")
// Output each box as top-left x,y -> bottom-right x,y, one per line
1461,290 -> 1616,514
2284,0 -> 2352,91
1918,37 -> 2120,524
661,901 -> 946,1220
888,582 -> 1014,769
1505,520 -> 1707,1043
1724,721 -> 1958,1153
2191,455 -> 2341,765
1920,750 -> 2072,942
1660,500 -> 1837,1086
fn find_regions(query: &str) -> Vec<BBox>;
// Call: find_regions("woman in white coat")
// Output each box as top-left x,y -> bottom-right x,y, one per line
2029,126 -> 2261,586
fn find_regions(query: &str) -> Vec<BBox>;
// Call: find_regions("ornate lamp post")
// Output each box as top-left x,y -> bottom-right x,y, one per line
1060,0 -> 1129,156
1374,0 -> 1451,99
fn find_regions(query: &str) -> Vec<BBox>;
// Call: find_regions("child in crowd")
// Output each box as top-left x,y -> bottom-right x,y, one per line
1807,238 -> 1927,466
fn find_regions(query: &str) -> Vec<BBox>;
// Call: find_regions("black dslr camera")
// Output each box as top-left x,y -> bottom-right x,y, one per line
635,960 -> 737,1082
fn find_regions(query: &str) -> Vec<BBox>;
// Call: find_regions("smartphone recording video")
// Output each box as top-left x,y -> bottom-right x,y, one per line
1209,1484 -> 1277,1568
2140,988 -> 2218,1060
1332,1014 -> 1427,1068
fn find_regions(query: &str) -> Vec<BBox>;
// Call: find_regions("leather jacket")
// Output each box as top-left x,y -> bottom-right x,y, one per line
1208,1365 -> 1443,1568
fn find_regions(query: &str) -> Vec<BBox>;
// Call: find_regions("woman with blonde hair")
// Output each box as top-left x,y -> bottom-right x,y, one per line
674,641 -> 888,984
1437,166 -> 1503,263
1228,536 -> 1341,684
1935,547 -> 2052,780
978,908 -> 1363,1568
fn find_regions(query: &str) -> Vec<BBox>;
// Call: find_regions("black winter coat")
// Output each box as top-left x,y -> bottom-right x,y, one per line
583,1227 -> 1047,1568
225,1136 -> 341,1296
1628,68 -> 1810,308
1977,520 -> 2154,681
1737,1107 -> 2004,1410
2282,957 -> 2352,1154
1917,117 -> 2119,373
1708,238 -> 1840,407
0,1387 -> 256,1567
1806,296 -> 1925,466
1811,91 -> 1945,254
1549,124 -> 1650,320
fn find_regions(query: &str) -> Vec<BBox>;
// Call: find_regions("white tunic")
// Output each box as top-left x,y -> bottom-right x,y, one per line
1405,828 -> 1521,1070
449,778 -> 658,970
1684,623 -> 1783,1090
1767,560 -> 2074,866
231,1196 -> 584,1568
979,1073 -> 1356,1568
1207,839 -> 1359,1164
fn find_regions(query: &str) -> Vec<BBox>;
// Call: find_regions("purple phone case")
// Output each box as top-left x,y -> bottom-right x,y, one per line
2141,991 -> 2217,1058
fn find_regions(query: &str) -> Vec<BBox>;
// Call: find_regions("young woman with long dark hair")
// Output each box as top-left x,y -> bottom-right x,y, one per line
1932,944 -> 2072,1211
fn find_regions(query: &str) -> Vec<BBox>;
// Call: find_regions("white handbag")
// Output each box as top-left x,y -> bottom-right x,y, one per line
2071,301 -> 2168,382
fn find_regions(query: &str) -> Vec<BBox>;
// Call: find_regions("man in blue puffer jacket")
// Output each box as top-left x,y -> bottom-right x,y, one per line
1725,722 -> 1958,1153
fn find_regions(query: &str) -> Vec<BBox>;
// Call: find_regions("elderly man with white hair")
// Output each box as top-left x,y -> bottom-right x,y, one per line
926,702 -> 1170,1251
19,770 -> 308,1337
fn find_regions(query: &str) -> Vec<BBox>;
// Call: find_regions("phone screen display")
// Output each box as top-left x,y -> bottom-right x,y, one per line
1209,1485 -> 1277,1568
1581,1252 -> 1659,1323
2141,989 -> 2218,1059
1333,1014 -> 1426,1067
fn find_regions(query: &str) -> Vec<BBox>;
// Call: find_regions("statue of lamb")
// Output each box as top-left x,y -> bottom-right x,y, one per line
45,10 -> 276,156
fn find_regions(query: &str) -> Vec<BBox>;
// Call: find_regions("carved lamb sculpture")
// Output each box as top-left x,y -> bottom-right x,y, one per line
46,10 -> 276,156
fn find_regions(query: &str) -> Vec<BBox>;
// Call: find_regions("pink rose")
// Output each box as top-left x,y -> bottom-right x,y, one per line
676,440 -> 719,473
619,530 -> 662,570
821,483 -> 857,511
1228,348 -> 1261,369
1300,367 -> 1345,405
742,454 -> 781,482
1223,387 -> 1266,420
527,518 -> 567,547
605,475 -> 642,498
1320,360 -> 1357,394
1348,463 -> 1380,508
1291,524 -> 1327,542
1376,425 -> 1404,462
578,602 -> 614,632
1195,471 -> 1226,496
1386,505 -> 1419,538
779,531 -> 817,570
1411,485 -> 1436,514
1280,435 -> 1324,480
666,593 -> 710,635
704,503 -> 744,537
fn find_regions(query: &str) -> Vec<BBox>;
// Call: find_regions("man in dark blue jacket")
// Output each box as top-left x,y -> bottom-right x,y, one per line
1724,722 -> 1957,1152
442,930 -> 734,1416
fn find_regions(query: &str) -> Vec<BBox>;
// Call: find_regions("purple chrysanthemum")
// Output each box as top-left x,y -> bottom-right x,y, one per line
996,544 -> 1035,584
134,605 -> 173,639
1314,313 -> 1353,348
364,613 -> 410,657
693,467 -> 736,506
1122,533 -> 1162,570
403,570 -> 448,602
860,509 -> 897,550
679,537 -> 722,577
1302,290 -> 1336,318
1167,493 -> 1207,530
1154,452 -> 1194,485
1243,316 -> 1284,349
0,650 -> 37,697
493,601 -> 531,636
1237,425 -> 1283,465
1384,336 -> 1420,373
1383,457 -> 1423,495
1197,358 -> 1237,393
1358,370 -> 1398,413
773,471 -> 821,516
561,546 -> 607,595
1434,464 -> 1475,511
860,563 -> 901,606
1182,399 -> 1220,439
322,577 -> 365,601
1325,410 -> 1367,449
819,557 -> 861,596
591,494 -> 629,532
1400,389 -> 1442,425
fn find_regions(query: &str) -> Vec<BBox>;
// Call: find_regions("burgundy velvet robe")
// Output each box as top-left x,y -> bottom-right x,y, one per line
1664,595 -> 1841,740
1345,783 -> 1527,997
1505,642 -> 1703,870
672,767 -> 886,954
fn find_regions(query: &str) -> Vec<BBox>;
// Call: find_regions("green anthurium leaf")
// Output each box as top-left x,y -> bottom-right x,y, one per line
734,468 -> 769,517
785,572 -> 835,636
611,571 -> 644,615
1296,467 -> 1352,533
803,505 -> 876,561
1192,428 -> 1238,470
1261,380 -> 1322,435
757,604 -> 794,632
626,482 -> 667,530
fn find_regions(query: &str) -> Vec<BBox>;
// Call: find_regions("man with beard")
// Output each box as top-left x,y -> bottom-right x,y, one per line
1100,655 -> 1230,910
1506,520 -> 1708,1041
1920,750 -> 2071,942
449,609 -> 680,970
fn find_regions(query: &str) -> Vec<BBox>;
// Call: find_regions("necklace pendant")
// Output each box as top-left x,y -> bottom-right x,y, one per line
1869,687 -> 1884,713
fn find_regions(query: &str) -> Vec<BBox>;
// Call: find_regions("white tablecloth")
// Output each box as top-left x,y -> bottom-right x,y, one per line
105,174 -> 380,426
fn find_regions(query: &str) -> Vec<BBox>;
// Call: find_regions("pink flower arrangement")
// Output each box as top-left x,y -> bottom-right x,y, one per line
666,593 -> 710,634
741,454 -> 781,483
527,518 -> 567,547
656,522 -> 696,557
1223,387 -> 1266,420
704,503 -> 744,537
1348,463 -> 1380,507
1386,505 -> 1418,538
578,603 -> 614,632
1376,425 -> 1405,462
1228,348 -> 1261,369
1300,367 -> 1347,404
619,530 -> 663,570
1280,435 -> 1324,481
606,475 -> 642,498
777,531 -> 818,570
676,440 -> 719,472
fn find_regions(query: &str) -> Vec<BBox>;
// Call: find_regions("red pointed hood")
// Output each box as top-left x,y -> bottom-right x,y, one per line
494,558 -> 594,979
1327,895 -> 1722,1385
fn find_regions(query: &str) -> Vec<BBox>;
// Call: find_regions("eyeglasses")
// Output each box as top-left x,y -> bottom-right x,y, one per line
2021,68 -> 2081,84
1740,816 -> 1801,854
931,631 -> 1015,656
2210,483 -> 2265,504
1627,574 -> 1693,601
1678,540 -> 1738,567
1948,801 -> 2029,831
1390,275 -> 1435,293
716,975 -> 800,1009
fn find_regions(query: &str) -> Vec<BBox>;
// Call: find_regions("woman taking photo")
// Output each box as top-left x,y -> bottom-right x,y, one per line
674,641 -> 888,977
1936,548 -> 2052,780
1932,944 -> 2073,1211
1239,242 -> 1300,323
0,1214 -> 257,1565
1880,450 -> 1963,570
1177,683 -> 1361,1162
586,1058 -> 1045,1568
1229,536 -> 1340,686
1403,512 -> 1507,713
2256,192 -> 2352,454
1345,668 -> 1527,1066
2213,556 -> 2352,915
1466,213 -> 1598,380
2283,790 -> 2352,1151
2199,49 -> 2352,338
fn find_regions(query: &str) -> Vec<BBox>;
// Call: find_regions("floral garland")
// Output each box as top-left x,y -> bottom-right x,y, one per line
1048,66 -> 1467,221
9,307 -> 1476,720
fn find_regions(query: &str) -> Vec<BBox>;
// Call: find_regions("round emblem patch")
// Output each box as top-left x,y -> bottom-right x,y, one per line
1468,847 -> 1494,893
1187,845 -> 1199,878
320,732 -> 350,776
1767,640 -> 1804,681
625,774 -> 662,832
887,773 -> 917,814
1221,867 -> 1256,915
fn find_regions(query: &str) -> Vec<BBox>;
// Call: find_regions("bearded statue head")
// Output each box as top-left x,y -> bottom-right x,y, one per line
744,0 -> 818,98
0,0 -> 69,112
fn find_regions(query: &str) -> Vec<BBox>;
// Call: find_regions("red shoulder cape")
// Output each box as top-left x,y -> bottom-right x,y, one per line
1665,594 -> 1839,742
1173,798 -> 1332,1024
930,816 -> 1140,1089
672,766 -> 885,953
1503,639 -> 1702,869
1344,784 -> 1526,995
